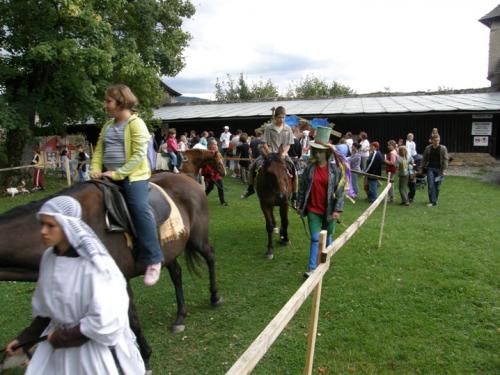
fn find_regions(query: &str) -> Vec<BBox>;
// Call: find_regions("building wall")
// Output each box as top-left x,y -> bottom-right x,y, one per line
333,113 -> 498,155
488,19 -> 500,90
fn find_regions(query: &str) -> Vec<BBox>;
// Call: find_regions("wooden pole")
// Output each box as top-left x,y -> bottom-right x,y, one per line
304,230 -> 327,375
65,157 -> 72,187
378,172 -> 391,249
351,169 -> 393,182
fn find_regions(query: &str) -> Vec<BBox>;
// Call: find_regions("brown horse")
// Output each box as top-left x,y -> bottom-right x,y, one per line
0,172 -> 222,369
255,154 -> 293,259
181,149 -> 226,178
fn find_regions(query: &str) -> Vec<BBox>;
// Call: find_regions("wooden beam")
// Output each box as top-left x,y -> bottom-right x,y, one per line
351,169 -> 393,182
321,182 -> 392,261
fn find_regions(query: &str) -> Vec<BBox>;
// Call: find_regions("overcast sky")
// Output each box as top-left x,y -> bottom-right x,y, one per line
167,0 -> 499,99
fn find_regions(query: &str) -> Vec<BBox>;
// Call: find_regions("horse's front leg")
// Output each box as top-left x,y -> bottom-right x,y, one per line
262,205 -> 275,259
166,258 -> 187,332
127,283 -> 152,371
279,203 -> 291,245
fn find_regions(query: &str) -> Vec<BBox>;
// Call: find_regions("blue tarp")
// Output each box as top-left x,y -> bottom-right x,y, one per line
284,115 -> 301,127
310,118 -> 330,128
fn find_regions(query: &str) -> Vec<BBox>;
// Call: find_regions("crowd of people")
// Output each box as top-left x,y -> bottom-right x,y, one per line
156,122 -> 448,209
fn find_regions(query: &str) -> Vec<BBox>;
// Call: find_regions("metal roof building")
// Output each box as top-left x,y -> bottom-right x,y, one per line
153,92 -> 500,157
154,92 -> 500,119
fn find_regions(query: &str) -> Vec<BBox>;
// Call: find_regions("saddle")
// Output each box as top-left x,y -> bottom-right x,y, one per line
89,179 -> 171,238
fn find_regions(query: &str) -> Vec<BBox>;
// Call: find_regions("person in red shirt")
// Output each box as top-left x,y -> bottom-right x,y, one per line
383,139 -> 398,202
296,126 -> 345,278
201,140 -> 228,206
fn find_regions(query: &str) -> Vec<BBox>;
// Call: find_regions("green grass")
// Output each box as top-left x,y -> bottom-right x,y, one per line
0,175 -> 499,374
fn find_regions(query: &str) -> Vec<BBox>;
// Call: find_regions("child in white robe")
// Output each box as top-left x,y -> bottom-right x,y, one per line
5,196 -> 145,375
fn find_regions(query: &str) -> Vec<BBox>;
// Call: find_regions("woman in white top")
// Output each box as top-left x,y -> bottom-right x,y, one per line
5,196 -> 145,375
405,132 -> 417,157
358,131 -> 370,170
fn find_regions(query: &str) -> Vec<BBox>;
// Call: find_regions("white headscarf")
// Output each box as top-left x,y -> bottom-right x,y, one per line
37,196 -> 121,278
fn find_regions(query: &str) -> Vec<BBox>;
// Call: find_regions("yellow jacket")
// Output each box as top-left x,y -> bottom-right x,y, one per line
91,114 -> 151,182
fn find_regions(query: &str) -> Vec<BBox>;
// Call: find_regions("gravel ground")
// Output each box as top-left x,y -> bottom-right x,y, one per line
446,161 -> 500,184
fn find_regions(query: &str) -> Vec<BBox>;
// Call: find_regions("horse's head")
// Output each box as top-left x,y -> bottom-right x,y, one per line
211,150 -> 226,177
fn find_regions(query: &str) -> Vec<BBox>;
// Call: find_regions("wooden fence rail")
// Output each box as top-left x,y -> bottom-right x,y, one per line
227,177 -> 392,375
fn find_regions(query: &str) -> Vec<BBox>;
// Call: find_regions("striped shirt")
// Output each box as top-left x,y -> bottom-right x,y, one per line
103,120 -> 127,171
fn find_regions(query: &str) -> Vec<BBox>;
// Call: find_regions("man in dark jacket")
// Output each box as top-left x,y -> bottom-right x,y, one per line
422,134 -> 448,207
364,141 -> 384,203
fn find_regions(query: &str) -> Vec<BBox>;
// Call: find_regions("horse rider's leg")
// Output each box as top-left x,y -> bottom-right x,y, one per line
127,283 -> 152,369
166,259 -> 187,332
285,156 -> 299,205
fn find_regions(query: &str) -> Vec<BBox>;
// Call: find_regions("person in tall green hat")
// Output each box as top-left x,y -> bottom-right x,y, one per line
296,126 -> 346,278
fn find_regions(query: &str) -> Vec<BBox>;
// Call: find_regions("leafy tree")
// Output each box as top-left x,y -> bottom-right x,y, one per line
237,73 -> 251,100
215,74 -> 239,101
250,79 -> 279,99
292,74 -> 354,98
0,0 -> 194,165
214,73 -> 279,101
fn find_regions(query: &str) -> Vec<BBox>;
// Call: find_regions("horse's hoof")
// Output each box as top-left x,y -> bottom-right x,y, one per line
171,324 -> 185,333
280,239 -> 291,246
266,252 -> 274,260
211,296 -> 224,307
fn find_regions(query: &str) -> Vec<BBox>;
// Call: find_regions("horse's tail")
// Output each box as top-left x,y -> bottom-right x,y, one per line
184,243 -> 205,277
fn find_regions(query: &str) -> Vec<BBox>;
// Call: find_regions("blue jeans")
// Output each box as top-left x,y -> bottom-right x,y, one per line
426,167 -> 444,205
307,212 -> 335,271
120,179 -> 164,265
168,152 -> 177,170
367,178 -> 378,203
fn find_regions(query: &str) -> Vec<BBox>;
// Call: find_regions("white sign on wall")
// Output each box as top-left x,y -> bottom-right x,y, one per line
471,122 -> 492,136
473,136 -> 488,147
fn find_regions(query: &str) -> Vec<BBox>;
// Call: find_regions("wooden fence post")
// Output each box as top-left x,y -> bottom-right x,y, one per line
304,230 -> 327,375
378,172 -> 391,248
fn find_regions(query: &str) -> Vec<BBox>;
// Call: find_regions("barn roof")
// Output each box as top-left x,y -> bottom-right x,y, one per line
479,4 -> 500,27
153,92 -> 500,121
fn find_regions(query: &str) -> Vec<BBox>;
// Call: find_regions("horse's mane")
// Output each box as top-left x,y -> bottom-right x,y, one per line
0,183 -> 90,222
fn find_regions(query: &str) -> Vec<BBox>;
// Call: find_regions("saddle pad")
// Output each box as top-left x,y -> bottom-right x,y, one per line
149,182 -> 186,244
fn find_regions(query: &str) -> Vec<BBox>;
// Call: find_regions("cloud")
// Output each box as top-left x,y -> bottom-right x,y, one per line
167,0 -> 498,98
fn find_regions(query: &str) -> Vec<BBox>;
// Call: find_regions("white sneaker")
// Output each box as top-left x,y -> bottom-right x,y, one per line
144,263 -> 162,286
173,167 -> 180,174
303,270 -> 314,279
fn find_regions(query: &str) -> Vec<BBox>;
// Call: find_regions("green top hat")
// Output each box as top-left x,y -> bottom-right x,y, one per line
310,126 -> 333,150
